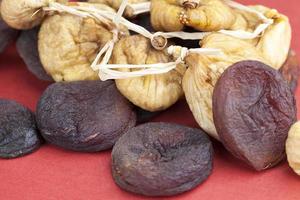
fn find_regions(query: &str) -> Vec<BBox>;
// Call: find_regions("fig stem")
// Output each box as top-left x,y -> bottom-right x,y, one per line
179,0 -> 201,9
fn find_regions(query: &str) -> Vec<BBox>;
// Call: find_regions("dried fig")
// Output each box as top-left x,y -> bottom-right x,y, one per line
0,99 -> 42,159
150,0 -> 236,32
183,33 -> 267,139
38,4 -> 128,82
112,122 -> 213,196
16,27 -> 53,81
0,0 -> 67,30
36,81 -> 136,152
213,61 -> 296,171
111,35 -> 186,112
286,121 -> 300,175
88,0 -> 149,18
0,18 -> 18,53
253,6 -> 291,69
279,50 -> 300,92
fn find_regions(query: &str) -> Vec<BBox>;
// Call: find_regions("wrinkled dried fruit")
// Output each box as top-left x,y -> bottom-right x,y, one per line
112,122 -> 213,196
112,35 -> 186,112
36,81 -> 136,152
279,50 -> 300,92
16,27 -> 53,81
0,19 -> 19,53
38,4 -> 128,82
183,33 -> 267,139
286,121 -> 300,175
88,0 -> 149,18
151,0 -> 236,32
252,6 -> 291,69
213,61 -> 296,171
0,0 -> 67,30
0,99 -> 42,158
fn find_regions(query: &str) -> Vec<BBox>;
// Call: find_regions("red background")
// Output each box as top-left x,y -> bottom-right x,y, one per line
0,0 -> 299,199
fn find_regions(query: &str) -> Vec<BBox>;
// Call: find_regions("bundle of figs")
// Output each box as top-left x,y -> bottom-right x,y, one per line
1,0 -> 300,197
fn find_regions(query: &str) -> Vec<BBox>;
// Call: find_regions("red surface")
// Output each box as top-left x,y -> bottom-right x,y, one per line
0,0 -> 300,199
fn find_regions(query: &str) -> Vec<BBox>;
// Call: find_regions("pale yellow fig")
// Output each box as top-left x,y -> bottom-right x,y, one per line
183,33 -> 268,139
111,35 -> 186,112
151,0 -> 236,32
38,3 -> 128,82
252,6 -> 291,69
88,0 -> 149,18
286,121 -> 300,175
0,0 -> 67,30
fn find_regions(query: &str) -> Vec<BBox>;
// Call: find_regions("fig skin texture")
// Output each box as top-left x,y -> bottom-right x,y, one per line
0,19 -> 19,53
0,99 -> 42,159
16,27 -> 53,81
36,81 -> 136,152
112,122 -> 213,197
213,60 -> 297,171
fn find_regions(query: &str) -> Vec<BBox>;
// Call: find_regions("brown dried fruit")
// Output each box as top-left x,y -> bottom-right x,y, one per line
183,33 -> 267,139
111,35 -> 186,112
0,0 -> 67,30
0,99 -> 42,159
36,81 -> 136,152
112,122 -> 213,196
150,0 -> 236,32
213,60 -> 296,171
38,4 -> 128,82
0,18 -> 19,53
279,50 -> 300,92
16,27 -> 53,81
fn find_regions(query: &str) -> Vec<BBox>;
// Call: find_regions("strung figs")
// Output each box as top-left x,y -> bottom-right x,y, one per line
213,61 -> 296,170
183,33 -> 267,139
151,0 -> 236,32
36,81 -> 136,152
111,35 -> 186,112
38,3 -> 129,82
250,6 -> 292,69
0,0 -> 68,30
88,0 -> 149,18
16,27 -> 53,81
112,122 -> 213,196
0,99 -> 42,159
183,12 -> 292,139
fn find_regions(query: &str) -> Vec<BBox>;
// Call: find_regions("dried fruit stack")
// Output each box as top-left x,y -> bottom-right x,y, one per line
0,0 -> 300,197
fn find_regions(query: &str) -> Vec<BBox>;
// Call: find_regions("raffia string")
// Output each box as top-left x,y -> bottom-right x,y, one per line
123,0 -> 274,40
44,1 -> 222,80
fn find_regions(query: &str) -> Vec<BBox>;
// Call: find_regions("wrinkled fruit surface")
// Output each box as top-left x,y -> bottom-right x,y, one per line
213,60 -> 297,171
0,19 -> 18,53
112,122 -> 213,196
279,50 -> 300,92
36,81 -> 136,152
0,99 -> 41,158
16,27 -> 53,81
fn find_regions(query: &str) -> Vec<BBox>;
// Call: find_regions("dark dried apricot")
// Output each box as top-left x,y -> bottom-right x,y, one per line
36,81 -> 136,152
0,99 -> 41,158
16,27 -> 53,81
213,60 -> 297,171
112,122 -> 213,196
0,19 -> 18,53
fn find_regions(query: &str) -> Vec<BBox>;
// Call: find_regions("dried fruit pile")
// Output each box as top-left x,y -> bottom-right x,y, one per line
0,0 -> 300,197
